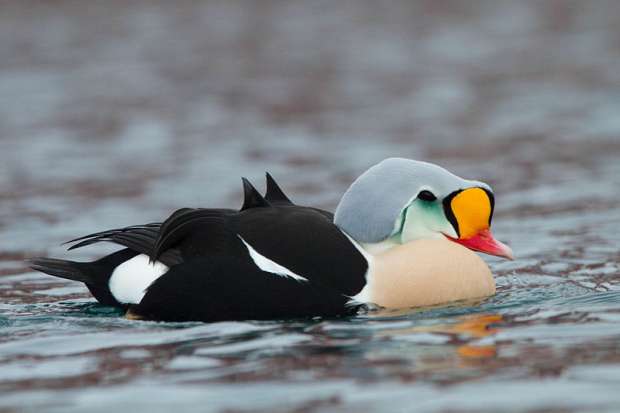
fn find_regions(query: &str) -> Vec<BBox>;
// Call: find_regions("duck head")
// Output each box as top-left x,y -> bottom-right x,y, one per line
334,158 -> 513,260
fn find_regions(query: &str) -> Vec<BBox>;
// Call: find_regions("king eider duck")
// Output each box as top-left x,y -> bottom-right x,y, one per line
28,158 -> 513,322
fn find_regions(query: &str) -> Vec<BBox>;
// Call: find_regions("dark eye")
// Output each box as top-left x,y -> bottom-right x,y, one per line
417,190 -> 437,202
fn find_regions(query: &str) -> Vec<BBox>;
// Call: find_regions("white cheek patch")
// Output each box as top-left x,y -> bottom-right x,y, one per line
238,236 -> 308,282
109,254 -> 169,304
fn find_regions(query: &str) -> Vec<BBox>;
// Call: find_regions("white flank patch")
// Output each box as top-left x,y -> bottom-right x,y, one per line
340,230 -> 375,307
238,236 -> 308,282
348,283 -> 373,307
109,254 -> 169,304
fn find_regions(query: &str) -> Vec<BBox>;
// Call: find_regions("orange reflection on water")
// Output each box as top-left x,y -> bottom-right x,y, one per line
450,314 -> 502,362
379,312 -> 503,367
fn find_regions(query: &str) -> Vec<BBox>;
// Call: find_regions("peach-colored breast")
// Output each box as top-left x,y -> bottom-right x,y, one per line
367,238 -> 496,309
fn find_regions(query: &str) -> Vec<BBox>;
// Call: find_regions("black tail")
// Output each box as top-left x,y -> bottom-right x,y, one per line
27,257 -> 91,283
27,248 -> 139,307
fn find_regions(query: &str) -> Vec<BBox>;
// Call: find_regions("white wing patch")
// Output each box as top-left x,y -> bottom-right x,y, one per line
109,254 -> 169,304
238,236 -> 308,282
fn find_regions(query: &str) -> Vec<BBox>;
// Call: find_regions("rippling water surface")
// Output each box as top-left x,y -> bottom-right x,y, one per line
1,1 -> 620,412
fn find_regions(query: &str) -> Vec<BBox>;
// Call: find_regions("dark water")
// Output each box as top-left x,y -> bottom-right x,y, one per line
1,1 -> 620,412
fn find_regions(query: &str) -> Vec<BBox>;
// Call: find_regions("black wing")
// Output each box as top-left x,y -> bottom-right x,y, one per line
150,208 -> 236,262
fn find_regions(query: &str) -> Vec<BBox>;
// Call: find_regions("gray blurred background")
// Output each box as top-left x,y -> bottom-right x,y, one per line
1,1 -> 619,255
2,2 -> 620,412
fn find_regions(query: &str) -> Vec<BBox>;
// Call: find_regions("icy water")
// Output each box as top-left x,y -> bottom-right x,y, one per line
1,1 -> 620,412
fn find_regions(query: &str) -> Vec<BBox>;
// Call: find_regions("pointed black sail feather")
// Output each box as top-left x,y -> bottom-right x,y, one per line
264,172 -> 293,205
240,178 -> 271,210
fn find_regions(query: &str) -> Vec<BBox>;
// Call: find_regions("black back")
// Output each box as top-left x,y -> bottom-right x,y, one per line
133,178 -> 368,321
34,174 -> 368,322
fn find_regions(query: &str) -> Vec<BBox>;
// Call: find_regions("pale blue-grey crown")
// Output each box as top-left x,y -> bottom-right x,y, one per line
334,158 -> 490,243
